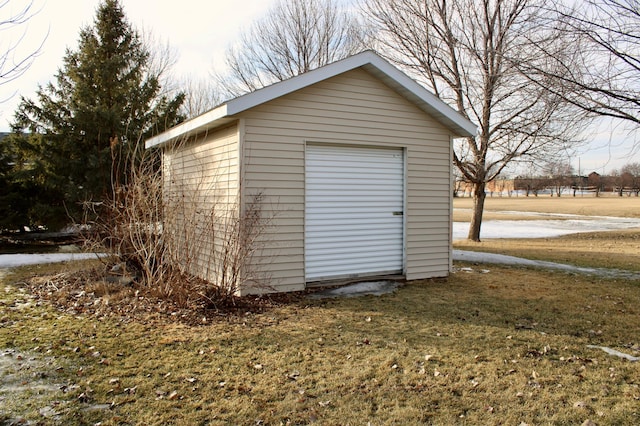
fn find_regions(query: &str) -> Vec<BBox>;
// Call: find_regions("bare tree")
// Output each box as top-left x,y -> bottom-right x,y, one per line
140,29 -> 220,120
216,0 -> 367,97
621,162 -> 640,195
0,0 -> 46,96
179,76 -> 223,118
523,0 -> 640,129
364,0 -> 586,241
542,158 -> 573,197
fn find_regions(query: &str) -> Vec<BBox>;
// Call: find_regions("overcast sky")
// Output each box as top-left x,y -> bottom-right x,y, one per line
1,0 -> 637,174
0,0 -> 274,131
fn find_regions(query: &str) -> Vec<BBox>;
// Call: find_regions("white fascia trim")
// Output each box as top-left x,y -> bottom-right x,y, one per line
366,55 -> 477,138
144,104 -> 229,149
144,50 -> 477,149
225,52 -> 379,115
226,50 -> 476,137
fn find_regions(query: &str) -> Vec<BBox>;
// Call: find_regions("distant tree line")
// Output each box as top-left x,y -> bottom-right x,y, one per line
512,162 -> 640,197
454,161 -> 640,197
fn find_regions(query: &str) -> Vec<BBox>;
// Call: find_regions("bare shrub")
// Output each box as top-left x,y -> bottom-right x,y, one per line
84,139 -> 272,308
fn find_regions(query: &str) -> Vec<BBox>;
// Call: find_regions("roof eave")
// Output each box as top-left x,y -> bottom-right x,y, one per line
144,51 -> 477,149
144,104 -> 230,149
360,59 -> 477,138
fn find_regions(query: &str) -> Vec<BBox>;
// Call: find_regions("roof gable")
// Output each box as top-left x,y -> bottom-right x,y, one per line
146,51 -> 476,149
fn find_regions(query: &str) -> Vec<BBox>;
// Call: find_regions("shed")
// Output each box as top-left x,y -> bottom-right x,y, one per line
145,51 -> 476,295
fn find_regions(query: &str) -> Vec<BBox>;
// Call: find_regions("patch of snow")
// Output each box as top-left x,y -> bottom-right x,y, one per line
0,253 -> 105,269
309,280 -> 399,299
453,250 -> 640,280
453,213 -> 640,240
586,345 -> 640,362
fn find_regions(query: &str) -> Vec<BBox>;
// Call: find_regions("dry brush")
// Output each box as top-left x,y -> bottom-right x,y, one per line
83,139 -> 273,308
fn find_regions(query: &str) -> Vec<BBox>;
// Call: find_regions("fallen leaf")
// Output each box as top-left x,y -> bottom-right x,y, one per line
287,371 -> 300,380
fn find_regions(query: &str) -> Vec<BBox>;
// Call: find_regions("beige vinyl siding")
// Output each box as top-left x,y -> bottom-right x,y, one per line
162,124 -> 239,287
240,67 -> 453,290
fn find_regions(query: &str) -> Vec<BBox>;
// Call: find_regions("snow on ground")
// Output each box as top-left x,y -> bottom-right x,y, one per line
452,250 -> 640,280
0,253 -> 104,269
1,212 -> 638,275
453,211 -> 640,240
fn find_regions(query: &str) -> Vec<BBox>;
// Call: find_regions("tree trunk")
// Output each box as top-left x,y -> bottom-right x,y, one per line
467,181 -> 486,242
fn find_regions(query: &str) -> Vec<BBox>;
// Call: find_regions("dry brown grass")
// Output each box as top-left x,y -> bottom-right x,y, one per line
2,196 -> 639,424
454,195 -> 640,221
455,229 -> 640,272
2,260 -> 639,425
453,195 -> 640,271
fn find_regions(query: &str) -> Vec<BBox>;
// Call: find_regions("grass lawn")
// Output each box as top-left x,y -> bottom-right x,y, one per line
453,196 -> 640,271
454,229 -> 640,272
2,260 -> 639,425
1,198 -> 639,425
454,195 -> 640,221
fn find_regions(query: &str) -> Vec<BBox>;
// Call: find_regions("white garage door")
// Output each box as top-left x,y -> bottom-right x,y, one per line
305,144 -> 404,281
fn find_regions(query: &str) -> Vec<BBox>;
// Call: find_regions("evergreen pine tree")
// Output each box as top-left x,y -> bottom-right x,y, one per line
11,0 -> 184,228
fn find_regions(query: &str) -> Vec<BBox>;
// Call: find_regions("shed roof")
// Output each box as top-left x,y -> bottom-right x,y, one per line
145,51 -> 477,149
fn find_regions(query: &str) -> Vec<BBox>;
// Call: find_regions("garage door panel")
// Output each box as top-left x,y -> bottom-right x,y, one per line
306,219 -> 402,235
306,233 -> 403,248
305,144 -> 404,281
